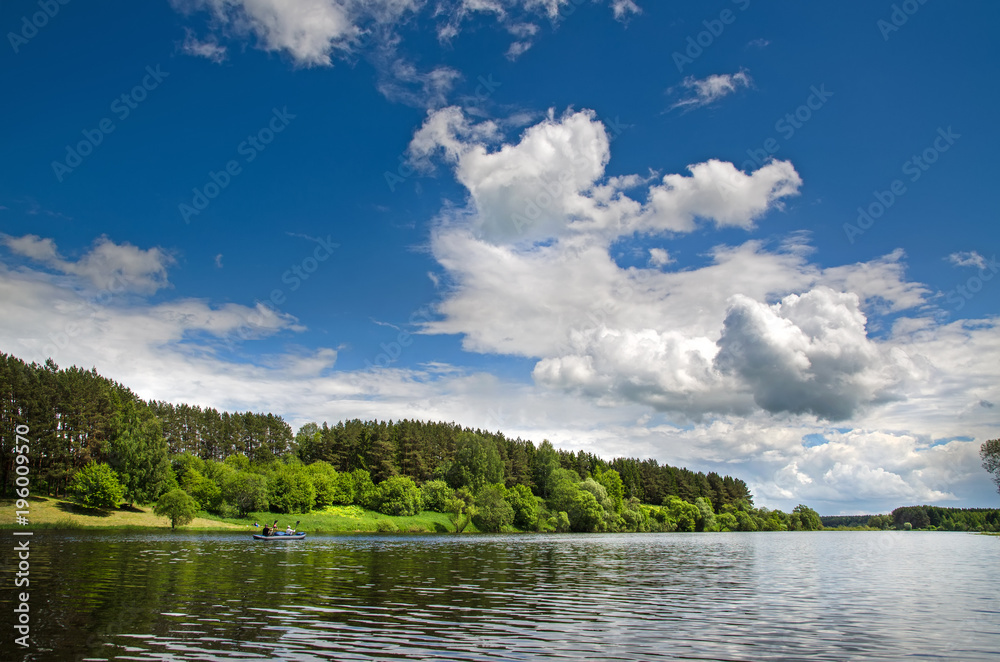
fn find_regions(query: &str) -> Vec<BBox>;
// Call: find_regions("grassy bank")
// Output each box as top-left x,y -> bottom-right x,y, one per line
0,496 -> 241,530
0,497 -> 475,533
204,505 -> 477,534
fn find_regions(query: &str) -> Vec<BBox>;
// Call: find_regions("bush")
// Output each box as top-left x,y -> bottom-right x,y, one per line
268,466 -> 316,514
420,479 -> 453,513
306,462 -> 339,508
505,483 -> 538,530
375,519 -> 398,533
372,475 -> 422,516
473,484 -> 514,532
154,489 -> 199,528
222,471 -> 269,516
70,462 -> 125,509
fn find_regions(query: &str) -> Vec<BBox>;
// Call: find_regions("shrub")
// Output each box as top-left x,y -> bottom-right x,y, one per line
372,475 -> 422,516
375,519 -> 398,533
70,462 -> 125,509
268,466 -> 316,514
420,479 -> 453,513
473,484 -> 514,532
222,471 -> 269,516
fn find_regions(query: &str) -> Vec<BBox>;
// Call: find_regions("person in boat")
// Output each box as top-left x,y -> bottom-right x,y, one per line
286,524 -> 294,534
261,523 -> 271,536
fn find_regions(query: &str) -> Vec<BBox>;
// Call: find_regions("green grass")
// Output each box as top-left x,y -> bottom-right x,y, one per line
205,504 -> 479,534
0,497 -> 484,533
0,496 -> 242,530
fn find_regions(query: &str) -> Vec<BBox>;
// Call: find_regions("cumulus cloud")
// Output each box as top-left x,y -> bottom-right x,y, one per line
640,158 -> 801,233
1,234 -> 996,512
648,247 -> 672,267
2,234 -> 174,294
409,108 -> 950,424
670,70 -> 753,110
714,288 -> 903,420
410,107 -> 801,244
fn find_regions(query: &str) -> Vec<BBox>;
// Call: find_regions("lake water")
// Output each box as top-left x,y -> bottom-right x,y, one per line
5,531 -> 999,661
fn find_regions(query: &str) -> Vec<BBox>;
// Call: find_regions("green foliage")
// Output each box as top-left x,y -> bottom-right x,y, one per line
595,468 -> 625,513
154,488 -> 199,528
445,487 -> 476,533
107,393 -> 171,505
372,475 -> 423,516
305,461 -> 339,508
268,466 -> 316,514
567,489 -> 603,532
69,462 -> 125,509
792,504 -> 823,531
547,511 -> 570,533
224,454 -> 250,471
694,497 -> 716,532
181,468 -> 223,512
447,432 -> 503,492
716,512 -> 738,531
375,519 -> 399,532
664,496 -> 700,532
473,484 -> 515,532
349,468 -> 376,508
222,471 -> 269,516
420,479 -> 453,513
505,483 -> 538,530
734,510 -> 758,531
982,439 -> 1000,495
533,440 -> 561,497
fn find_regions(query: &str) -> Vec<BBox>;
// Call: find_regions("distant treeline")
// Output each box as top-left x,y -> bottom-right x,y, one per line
821,506 -> 1000,532
0,352 -> 750,511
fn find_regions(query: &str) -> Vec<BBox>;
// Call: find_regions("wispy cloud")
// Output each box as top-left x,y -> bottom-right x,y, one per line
670,69 -> 753,110
181,28 -> 227,63
947,250 -> 986,269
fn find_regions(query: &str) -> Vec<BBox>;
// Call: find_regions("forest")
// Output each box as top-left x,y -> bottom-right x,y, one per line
822,506 -> 1000,532
2,351 -> 818,532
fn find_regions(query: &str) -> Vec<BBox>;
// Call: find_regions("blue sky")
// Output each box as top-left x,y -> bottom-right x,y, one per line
2,0 -> 998,514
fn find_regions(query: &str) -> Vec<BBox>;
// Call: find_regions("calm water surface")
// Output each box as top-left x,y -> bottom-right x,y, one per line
4,531 -> 998,661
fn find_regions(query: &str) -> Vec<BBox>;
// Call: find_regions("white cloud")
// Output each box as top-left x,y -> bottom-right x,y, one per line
2,234 -> 174,294
714,288 -> 905,420
410,107 -> 801,244
174,0 -> 364,67
648,247 -> 672,267
0,234 -> 996,513
610,0 -> 641,21
181,28 -> 228,62
671,70 -> 753,110
947,250 -> 987,269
